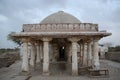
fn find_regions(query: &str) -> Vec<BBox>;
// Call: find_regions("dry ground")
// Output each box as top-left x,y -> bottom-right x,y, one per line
0,60 -> 120,80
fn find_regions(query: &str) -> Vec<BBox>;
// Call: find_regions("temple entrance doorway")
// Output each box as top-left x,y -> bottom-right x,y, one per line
59,46 -> 65,61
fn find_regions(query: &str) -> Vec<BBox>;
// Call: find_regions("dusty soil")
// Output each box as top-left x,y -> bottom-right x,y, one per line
106,52 -> 120,62
0,60 -> 120,80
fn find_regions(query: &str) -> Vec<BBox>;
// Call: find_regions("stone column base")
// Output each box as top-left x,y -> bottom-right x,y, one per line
42,72 -> 50,76
72,73 -> 78,76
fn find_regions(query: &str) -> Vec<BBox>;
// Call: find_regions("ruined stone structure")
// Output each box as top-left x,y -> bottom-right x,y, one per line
12,11 -> 111,76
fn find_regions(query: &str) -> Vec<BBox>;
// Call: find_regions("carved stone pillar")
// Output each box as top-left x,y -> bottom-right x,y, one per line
22,38 -> 29,72
80,43 -> 83,66
42,37 -> 52,75
68,37 -> 80,76
83,43 -> 87,66
87,41 -> 92,66
40,43 -> 43,63
93,38 -> 100,69
36,42 -> 40,63
30,41 -> 36,69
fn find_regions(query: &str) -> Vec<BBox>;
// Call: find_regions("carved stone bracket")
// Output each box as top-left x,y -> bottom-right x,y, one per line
41,37 -> 52,42
68,37 -> 81,42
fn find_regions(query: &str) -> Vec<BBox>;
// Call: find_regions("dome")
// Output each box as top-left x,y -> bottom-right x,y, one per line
40,11 -> 81,24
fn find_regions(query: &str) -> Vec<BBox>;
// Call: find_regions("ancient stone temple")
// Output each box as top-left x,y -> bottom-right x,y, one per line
12,11 -> 111,76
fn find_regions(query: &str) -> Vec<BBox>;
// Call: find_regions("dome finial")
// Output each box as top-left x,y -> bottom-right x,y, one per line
58,11 -> 64,13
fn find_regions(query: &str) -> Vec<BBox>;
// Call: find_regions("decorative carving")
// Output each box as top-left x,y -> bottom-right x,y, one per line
63,24 -> 67,30
69,24 -> 73,30
80,23 -> 84,30
22,23 -> 98,32
47,24 -> 51,30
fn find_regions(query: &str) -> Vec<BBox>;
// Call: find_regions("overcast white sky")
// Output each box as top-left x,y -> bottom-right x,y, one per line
0,0 -> 120,48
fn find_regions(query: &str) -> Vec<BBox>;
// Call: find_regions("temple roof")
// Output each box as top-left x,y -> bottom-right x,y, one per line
12,32 -> 111,38
11,11 -> 111,38
40,11 -> 81,24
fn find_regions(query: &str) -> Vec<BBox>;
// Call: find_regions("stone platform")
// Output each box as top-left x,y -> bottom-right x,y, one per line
0,60 -> 120,80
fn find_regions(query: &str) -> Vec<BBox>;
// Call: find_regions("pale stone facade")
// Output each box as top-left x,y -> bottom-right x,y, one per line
12,11 -> 111,76
99,44 -> 109,59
